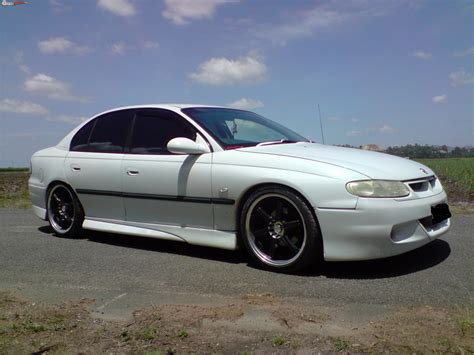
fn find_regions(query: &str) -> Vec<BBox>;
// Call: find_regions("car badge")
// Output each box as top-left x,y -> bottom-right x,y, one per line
420,168 -> 429,174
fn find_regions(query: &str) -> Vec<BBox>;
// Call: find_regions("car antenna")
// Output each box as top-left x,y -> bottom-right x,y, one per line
318,104 -> 326,144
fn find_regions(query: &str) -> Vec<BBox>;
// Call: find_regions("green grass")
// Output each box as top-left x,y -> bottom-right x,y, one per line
0,167 -> 29,172
0,171 -> 31,209
417,157 -> 474,202
140,327 -> 157,341
177,329 -> 188,338
271,335 -> 286,346
333,338 -> 351,352
456,309 -> 474,337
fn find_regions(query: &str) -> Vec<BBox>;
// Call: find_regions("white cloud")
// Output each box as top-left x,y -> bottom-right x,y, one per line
432,94 -> 447,104
24,73 -> 85,102
142,40 -> 159,49
347,124 -> 399,136
254,1 -> 419,45
97,0 -> 136,17
38,37 -> 71,53
162,0 -> 236,25
111,42 -> 127,54
38,37 -> 91,55
50,0 -> 71,12
228,98 -> 263,110
346,130 -> 361,137
256,8 -> 346,44
413,50 -> 431,59
376,125 -> 399,134
0,99 -> 49,115
47,115 -> 88,124
191,53 -> 267,86
329,116 -> 358,123
18,64 -> 31,74
449,70 -> 474,87
453,46 -> 474,57
13,51 -> 31,74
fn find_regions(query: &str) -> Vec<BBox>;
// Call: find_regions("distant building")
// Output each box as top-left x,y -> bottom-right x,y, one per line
360,144 -> 383,152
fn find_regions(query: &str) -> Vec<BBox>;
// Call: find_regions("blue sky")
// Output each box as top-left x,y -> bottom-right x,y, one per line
0,0 -> 473,166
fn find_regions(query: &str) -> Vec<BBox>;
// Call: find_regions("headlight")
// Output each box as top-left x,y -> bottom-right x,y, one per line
346,180 -> 410,198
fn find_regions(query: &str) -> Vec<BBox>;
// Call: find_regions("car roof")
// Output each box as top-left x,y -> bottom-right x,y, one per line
106,104 -> 229,110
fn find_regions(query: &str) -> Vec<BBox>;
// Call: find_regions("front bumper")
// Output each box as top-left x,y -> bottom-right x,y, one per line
316,191 -> 450,261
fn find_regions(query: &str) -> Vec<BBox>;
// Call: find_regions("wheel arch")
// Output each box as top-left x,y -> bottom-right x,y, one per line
235,182 -> 323,246
45,180 -> 85,216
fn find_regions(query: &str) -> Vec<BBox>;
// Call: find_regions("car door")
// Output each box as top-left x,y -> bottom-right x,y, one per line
122,108 -> 213,228
65,109 -> 134,220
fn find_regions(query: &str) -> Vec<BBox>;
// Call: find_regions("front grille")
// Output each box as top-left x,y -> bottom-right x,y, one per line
405,176 -> 436,192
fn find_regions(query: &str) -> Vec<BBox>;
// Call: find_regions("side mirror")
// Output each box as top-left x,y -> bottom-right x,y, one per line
167,137 -> 210,155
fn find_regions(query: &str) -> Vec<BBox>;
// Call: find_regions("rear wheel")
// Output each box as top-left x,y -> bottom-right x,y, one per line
240,187 -> 322,273
47,183 -> 84,238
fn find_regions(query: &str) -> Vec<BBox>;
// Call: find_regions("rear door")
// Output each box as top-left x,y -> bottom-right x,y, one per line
122,108 -> 214,228
65,109 -> 134,220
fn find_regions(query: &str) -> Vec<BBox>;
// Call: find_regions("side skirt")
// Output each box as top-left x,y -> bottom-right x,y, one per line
82,218 -> 238,250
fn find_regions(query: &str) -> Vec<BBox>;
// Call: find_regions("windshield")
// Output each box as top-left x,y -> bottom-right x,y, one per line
182,107 -> 308,149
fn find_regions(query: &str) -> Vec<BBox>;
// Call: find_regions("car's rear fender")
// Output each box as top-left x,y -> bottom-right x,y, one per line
29,147 -> 68,218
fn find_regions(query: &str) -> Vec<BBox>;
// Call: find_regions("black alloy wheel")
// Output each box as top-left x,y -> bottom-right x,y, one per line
47,183 -> 84,237
240,186 -> 322,273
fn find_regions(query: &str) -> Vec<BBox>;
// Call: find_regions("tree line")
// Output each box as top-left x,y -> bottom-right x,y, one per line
335,144 -> 474,159
385,144 -> 474,159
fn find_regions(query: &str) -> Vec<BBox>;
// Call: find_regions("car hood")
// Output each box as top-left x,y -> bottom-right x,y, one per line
239,143 -> 434,180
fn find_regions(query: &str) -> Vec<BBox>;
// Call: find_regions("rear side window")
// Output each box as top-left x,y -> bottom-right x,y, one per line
70,110 -> 133,153
130,110 -> 196,155
70,120 -> 94,151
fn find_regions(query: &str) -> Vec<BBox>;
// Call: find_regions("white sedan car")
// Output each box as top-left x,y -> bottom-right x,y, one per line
29,105 -> 451,272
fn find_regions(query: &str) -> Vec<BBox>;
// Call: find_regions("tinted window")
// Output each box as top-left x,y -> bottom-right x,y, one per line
86,110 -> 133,153
130,110 -> 196,155
70,120 -> 94,151
70,110 -> 134,153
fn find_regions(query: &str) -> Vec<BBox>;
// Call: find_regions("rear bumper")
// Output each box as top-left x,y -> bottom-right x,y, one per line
29,181 -> 47,220
316,192 -> 451,261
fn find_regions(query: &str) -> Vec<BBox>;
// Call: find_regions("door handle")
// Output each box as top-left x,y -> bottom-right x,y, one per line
71,165 -> 81,172
127,170 -> 140,176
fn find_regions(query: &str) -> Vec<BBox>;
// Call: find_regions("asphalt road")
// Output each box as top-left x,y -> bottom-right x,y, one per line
0,209 -> 472,318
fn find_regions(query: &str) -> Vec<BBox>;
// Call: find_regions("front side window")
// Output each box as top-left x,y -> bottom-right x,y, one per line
182,108 -> 308,149
130,110 -> 196,155
70,110 -> 133,153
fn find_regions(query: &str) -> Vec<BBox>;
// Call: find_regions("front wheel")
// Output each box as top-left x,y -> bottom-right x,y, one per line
47,183 -> 84,238
240,187 -> 323,273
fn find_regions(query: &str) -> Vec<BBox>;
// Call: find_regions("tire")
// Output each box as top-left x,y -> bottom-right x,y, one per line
47,183 -> 84,238
240,186 -> 323,273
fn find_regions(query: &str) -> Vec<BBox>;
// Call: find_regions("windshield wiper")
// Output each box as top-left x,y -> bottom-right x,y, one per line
256,139 -> 300,147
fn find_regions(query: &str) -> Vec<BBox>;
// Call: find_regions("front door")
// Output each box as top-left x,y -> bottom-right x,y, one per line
122,109 -> 213,228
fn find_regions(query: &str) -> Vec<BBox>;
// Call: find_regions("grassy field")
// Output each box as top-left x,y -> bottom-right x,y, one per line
0,157 -> 472,209
0,171 -> 30,209
417,157 -> 474,203
0,168 -> 29,172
